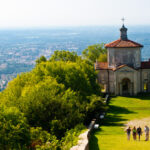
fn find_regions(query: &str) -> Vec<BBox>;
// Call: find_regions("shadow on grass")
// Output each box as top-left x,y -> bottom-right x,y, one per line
100,105 -> 135,126
112,93 -> 150,100
89,105 -> 135,150
89,129 -> 100,150
137,93 -> 150,100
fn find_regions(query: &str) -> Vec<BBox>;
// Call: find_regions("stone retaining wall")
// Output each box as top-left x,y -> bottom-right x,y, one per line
70,94 -> 109,150
70,120 -> 96,150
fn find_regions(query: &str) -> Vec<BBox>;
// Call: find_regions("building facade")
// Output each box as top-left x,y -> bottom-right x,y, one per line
95,24 -> 150,95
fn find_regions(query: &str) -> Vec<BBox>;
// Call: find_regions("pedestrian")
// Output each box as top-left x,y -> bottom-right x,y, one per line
144,125 -> 149,141
132,126 -> 137,140
137,126 -> 142,141
126,126 -> 131,140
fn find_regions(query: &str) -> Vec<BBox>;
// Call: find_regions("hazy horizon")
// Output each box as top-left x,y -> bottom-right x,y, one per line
0,0 -> 150,28
1,25 -> 150,30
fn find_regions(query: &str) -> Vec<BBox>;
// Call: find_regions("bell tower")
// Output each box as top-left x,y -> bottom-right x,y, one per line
120,18 -> 128,40
120,24 -> 128,40
105,18 -> 143,69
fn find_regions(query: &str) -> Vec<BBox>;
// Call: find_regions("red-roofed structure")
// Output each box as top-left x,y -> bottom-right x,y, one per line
105,39 -> 143,48
95,23 -> 150,95
95,62 -> 139,70
95,62 -> 108,70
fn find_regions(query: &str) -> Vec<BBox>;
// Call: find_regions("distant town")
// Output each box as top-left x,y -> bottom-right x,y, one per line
0,26 -> 150,90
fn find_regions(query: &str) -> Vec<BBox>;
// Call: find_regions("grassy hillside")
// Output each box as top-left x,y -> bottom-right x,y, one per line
89,95 -> 150,150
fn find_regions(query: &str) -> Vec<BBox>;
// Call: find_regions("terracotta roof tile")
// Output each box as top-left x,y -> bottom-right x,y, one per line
95,62 -> 108,70
95,62 -> 137,71
105,39 -> 143,48
112,64 -> 127,71
113,64 -> 137,71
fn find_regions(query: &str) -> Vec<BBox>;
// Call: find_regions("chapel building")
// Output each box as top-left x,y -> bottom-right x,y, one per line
95,24 -> 150,95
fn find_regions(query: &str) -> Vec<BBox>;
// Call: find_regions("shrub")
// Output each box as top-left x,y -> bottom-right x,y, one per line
61,124 -> 86,150
30,127 -> 59,150
85,95 -> 107,124
0,106 -> 30,149
0,53 -> 106,148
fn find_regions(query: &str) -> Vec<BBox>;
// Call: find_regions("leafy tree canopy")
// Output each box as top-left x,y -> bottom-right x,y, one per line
98,53 -> 107,62
0,59 -> 104,138
33,61 -> 100,97
82,44 -> 107,63
49,50 -> 80,62
36,55 -> 47,64
0,48 -> 106,148
0,106 -> 30,149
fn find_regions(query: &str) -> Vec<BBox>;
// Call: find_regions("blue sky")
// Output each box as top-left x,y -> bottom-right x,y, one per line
0,0 -> 150,28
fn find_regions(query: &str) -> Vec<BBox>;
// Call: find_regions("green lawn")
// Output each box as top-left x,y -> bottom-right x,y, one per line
89,95 -> 150,150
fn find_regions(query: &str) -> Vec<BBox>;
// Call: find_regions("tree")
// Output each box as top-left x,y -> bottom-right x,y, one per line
0,50 -> 106,147
0,106 -> 30,149
1,74 -> 84,138
85,95 -> 107,124
49,50 -> 80,62
98,53 -> 107,62
33,61 -> 100,97
36,56 -> 47,64
82,44 -> 107,63
30,127 -> 59,149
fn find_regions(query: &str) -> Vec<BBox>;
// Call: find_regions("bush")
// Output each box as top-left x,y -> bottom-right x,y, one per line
1,75 -> 84,139
30,127 -> 59,150
61,124 -> 86,150
33,61 -> 100,98
0,52 -> 106,148
49,50 -> 80,62
0,106 -> 30,149
85,95 -> 107,124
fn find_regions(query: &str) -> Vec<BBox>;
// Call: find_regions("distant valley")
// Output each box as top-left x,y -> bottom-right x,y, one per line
0,25 -> 150,90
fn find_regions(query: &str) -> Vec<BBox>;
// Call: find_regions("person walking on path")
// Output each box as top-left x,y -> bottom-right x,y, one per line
137,126 -> 142,141
132,126 -> 137,140
126,126 -> 131,140
144,125 -> 149,141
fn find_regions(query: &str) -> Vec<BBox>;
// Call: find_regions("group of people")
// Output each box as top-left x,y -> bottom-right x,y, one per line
126,126 -> 149,141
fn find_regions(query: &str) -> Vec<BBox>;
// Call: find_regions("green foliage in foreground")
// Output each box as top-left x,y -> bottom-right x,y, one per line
90,95 -> 150,150
0,50 -> 106,149
60,124 -> 86,150
0,106 -> 30,149
30,127 -> 59,150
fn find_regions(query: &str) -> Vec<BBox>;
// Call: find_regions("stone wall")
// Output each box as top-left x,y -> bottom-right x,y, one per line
97,70 -> 115,93
70,120 -> 96,150
70,95 -> 110,150
108,47 -> 141,69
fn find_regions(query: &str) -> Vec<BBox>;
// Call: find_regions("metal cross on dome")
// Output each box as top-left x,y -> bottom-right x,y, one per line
121,17 -> 125,24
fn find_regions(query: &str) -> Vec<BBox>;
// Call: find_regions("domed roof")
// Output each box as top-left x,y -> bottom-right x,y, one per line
105,24 -> 143,48
105,39 -> 143,48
